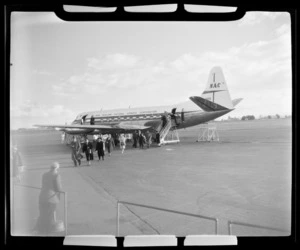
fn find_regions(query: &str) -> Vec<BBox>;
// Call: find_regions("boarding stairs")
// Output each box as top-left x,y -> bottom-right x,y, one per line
158,118 -> 180,146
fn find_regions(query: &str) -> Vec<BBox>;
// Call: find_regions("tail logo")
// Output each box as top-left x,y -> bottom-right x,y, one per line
210,82 -> 223,89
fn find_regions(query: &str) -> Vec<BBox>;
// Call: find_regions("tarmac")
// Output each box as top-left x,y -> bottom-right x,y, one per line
10,118 -> 292,236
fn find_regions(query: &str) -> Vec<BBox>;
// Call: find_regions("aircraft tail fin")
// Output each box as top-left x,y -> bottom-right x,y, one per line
201,66 -> 234,109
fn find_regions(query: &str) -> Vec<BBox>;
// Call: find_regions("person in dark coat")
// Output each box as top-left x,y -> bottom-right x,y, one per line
82,138 -> 93,166
95,137 -> 105,161
133,131 -> 138,148
113,133 -> 119,147
156,132 -> 161,145
34,162 -> 63,234
139,131 -> 144,149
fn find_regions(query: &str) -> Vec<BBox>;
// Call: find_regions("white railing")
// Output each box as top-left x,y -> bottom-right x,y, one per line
159,120 -> 172,143
228,220 -> 289,235
117,201 -> 218,236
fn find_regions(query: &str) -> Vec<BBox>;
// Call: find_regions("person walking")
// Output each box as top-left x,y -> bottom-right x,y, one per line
70,137 -> 81,167
139,132 -> 144,149
82,138 -> 93,166
132,131 -> 138,148
146,131 -> 152,148
95,137 -> 105,161
161,113 -> 167,129
156,131 -> 161,146
105,134 -> 114,156
119,134 -> 126,154
34,162 -> 63,235
113,133 -> 119,147
142,133 -> 146,147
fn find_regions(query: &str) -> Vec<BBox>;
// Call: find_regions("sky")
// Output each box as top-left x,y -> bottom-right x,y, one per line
9,8 -> 292,129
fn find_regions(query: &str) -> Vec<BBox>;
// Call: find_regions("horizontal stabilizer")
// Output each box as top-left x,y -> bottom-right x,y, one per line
189,96 -> 229,112
232,98 -> 243,107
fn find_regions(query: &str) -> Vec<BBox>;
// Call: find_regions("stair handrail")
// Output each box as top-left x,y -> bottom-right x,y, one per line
159,119 -> 172,140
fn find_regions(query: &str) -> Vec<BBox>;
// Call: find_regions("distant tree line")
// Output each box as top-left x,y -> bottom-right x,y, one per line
241,115 -> 255,121
264,114 -> 281,119
222,114 -> 290,122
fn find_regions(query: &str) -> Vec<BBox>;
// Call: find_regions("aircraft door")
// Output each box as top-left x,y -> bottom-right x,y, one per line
170,108 -> 179,126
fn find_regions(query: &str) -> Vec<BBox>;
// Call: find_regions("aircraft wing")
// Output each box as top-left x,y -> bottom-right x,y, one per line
34,124 -> 112,129
34,123 -> 152,135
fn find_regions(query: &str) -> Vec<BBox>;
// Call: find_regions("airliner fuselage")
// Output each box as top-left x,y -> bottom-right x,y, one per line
68,100 -> 232,135
35,66 -> 241,136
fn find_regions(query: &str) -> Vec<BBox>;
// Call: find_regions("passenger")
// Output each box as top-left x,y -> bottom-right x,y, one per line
137,130 -> 141,148
136,131 -> 140,147
105,134 -> 114,156
70,137 -> 81,167
95,137 -> 105,161
92,135 -> 99,160
167,113 -> 171,123
11,145 -> 23,182
93,134 -> 99,142
34,162 -> 63,235
133,131 -> 138,148
173,113 -> 178,126
90,137 -> 94,161
119,134 -> 126,154
82,138 -> 93,166
61,133 -> 65,144
139,132 -> 144,149
132,132 -> 136,148
114,133 -> 120,147
146,131 -> 152,148
161,114 -> 167,128
90,115 -> 95,125
156,131 -> 161,145
142,133 -> 147,147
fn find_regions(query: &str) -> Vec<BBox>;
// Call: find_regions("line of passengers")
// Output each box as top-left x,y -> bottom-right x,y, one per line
69,130 -> 159,167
